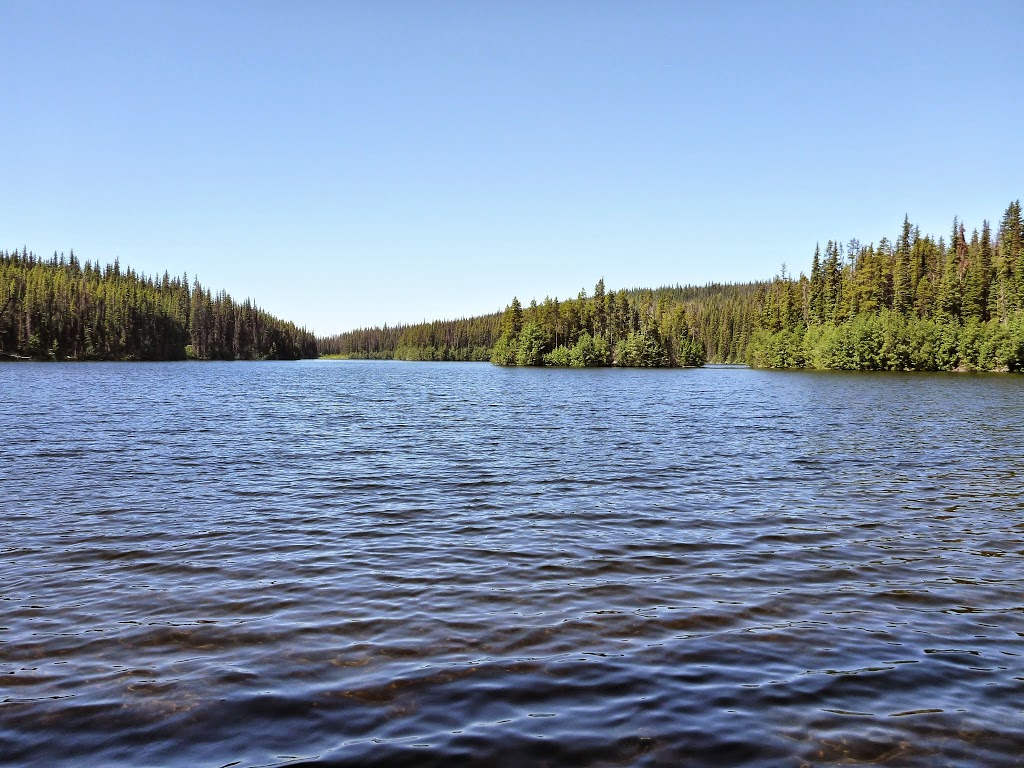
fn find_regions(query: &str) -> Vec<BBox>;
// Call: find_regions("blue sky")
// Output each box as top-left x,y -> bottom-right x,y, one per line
3,1 -> 1022,335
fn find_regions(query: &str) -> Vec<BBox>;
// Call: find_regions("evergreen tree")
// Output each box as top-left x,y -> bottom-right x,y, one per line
938,237 -> 962,320
997,200 -> 1024,312
504,297 -> 523,337
809,244 -> 824,323
893,215 -> 913,314
963,222 -> 992,321
823,241 -> 842,322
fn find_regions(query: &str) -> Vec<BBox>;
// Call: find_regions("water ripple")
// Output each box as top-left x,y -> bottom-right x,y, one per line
1,362 -> 1023,766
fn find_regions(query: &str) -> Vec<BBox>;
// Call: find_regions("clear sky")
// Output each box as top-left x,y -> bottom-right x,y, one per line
4,1 -> 1022,335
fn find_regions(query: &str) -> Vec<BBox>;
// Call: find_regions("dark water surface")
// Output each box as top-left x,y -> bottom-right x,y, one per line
2,361 -> 1023,767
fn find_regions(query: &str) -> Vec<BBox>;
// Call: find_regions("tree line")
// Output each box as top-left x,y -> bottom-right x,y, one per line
16,199 -> 1017,370
490,279 -> 708,367
748,200 -> 1024,371
321,201 -> 1024,372
318,281 -> 762,367
317,314 -> 501,361
0,248 -> 318,361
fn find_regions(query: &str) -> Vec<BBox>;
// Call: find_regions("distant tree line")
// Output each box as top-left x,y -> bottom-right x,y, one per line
748,200 -> 1024,371
0,248 -> 318,361
318,314 -> 501,361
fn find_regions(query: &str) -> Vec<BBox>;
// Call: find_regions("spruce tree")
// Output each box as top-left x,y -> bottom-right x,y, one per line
503,297 -> 523,337
809,244 -> 823,323
893,215 -> 913,314
593,277 -> 606,337
823,241 -> 841,323
938,221 -> 962,319
980,220 -> 994,321
999,200 -> 1024,311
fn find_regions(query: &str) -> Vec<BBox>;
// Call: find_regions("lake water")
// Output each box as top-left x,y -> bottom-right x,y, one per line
2,361 -> 1023,767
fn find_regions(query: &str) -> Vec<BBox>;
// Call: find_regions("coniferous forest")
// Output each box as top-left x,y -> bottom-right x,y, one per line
748,200 -> 1024,371
317,314 -> 502,362
320,200 -> 1024,372
7,200 -> 1024,371
0,248 -> 318,361
319,282 -> 761,367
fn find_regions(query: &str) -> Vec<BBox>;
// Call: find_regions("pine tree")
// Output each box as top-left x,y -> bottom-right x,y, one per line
938,220 -> 962,319
893,215 -> 913,315
823,241 -> 842,322
979,220 -> 993,321
809,244 -> 824,323
503,297 -> 523,337
593,277 -> 606,337
998,200 -> 1024,312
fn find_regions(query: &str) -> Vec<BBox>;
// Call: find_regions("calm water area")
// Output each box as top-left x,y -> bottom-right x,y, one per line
2,360 -> 1022,767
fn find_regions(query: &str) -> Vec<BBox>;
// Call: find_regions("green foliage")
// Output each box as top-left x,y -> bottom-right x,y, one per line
748,328 -> 805,369
542,331 -> 611,367
490,281 -> 721,369
746,200 -> 1024,373
749,310 -> 1024,372
320,281 -> 757,367
515,322 -> 546,366
613,331 -> 668,367
490,332 -> 518,366
0,249 -> 316,361
542,345 -> 573,367
321,312 -> 502,361
503,297 -> 524,337
680,336 -> 707,367
320,199 -> 1023,374
394,344 -> 492,362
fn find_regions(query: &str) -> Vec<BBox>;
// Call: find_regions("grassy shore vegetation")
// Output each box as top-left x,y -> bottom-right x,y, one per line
0,249 -> 317,361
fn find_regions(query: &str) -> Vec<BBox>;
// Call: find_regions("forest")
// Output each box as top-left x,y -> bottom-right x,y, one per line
319,200 -> 1024,372
748,200 -> 1024,371
0,248 -> 318,361
317,314 -> 501,362
318,282 -> 761,368
8,199 -> 1023,371
488,281 -> 716,368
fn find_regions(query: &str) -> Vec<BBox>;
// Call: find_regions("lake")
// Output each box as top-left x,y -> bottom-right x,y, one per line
2,361 -> 1022,766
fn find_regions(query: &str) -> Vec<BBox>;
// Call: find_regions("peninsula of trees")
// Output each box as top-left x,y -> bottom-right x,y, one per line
488,281 -> 710,368
320,199 -> 1024,372
318,281 -> 762,368
0,248 -> 317,361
